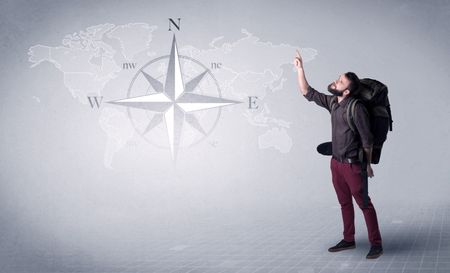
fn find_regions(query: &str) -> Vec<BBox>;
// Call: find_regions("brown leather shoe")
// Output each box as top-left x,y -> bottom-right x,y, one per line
328,240 -> 356,252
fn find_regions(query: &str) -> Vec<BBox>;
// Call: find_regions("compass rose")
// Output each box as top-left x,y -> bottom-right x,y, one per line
107,35 -> 242,159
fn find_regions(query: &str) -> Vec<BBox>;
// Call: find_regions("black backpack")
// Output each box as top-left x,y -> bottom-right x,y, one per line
329,78 -> 393,164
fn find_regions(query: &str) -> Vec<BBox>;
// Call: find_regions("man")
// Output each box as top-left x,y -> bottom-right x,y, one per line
294,50 -> 383,259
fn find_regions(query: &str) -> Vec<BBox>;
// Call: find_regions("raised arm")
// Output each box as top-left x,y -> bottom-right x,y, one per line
294,50 -> 334,112
294,49 -> 309,95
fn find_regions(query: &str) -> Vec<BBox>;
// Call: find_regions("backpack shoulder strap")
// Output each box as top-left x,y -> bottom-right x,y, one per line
346,98 -> 359,133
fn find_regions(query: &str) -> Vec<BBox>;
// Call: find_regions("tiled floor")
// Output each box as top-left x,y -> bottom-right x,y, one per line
1,203 -> 449,273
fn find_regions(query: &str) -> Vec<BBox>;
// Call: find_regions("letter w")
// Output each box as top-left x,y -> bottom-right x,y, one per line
87,96 -> 103,108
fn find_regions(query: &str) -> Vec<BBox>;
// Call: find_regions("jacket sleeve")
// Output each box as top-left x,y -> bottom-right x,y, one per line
303,85 -> 334,113
353,102 -> 373,149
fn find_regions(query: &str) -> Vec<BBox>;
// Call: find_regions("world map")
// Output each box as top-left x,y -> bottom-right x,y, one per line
28,22 -> 318,168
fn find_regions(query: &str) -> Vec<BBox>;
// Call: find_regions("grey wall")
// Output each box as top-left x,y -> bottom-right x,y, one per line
1,0 -> 449,264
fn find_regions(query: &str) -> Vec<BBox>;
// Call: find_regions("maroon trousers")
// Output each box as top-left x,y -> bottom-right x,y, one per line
330,158 -> 382,246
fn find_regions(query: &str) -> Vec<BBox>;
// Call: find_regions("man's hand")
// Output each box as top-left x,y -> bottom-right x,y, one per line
367,164 -> 374,178
294,49 -> 309,95
294,49 -> 304,70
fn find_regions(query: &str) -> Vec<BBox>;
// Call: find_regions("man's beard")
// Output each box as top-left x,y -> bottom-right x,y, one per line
327,83 -> 344,96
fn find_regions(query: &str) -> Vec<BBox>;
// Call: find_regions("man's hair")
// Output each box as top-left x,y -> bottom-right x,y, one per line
345,72 -> 360,96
